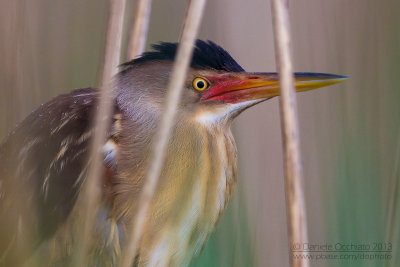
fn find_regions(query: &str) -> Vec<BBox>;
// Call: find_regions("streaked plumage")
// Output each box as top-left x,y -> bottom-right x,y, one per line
0,40 -> 346,266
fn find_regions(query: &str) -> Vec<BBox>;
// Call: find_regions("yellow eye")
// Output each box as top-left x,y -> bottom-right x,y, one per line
192,77 -> 209,91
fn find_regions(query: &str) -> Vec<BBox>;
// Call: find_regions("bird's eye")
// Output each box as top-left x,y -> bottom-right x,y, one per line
192,77 -> 209,91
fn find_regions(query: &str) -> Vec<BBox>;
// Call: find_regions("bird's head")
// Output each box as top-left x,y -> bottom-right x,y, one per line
117,40 -> 346,126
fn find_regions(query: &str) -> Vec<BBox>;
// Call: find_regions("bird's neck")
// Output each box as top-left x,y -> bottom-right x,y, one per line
113,117 -> 238,265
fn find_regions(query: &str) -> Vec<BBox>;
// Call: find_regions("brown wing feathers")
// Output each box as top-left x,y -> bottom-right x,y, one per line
0,88 -> 118,263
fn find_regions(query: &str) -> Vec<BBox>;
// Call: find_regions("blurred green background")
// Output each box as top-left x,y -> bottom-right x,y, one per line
0,0 -> 399,266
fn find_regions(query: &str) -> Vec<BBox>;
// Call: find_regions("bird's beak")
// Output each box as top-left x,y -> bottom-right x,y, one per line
201,72 -> 347,103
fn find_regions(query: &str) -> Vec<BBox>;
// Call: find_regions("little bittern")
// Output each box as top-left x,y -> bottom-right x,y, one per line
0,40 -> 346,266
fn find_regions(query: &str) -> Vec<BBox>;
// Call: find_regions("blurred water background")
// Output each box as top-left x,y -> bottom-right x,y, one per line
0,0 -> 399,266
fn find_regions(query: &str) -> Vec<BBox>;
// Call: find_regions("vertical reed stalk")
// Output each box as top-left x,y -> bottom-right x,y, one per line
72,0 -> 127,265
127,0 -> 152,60
385,124 -> 400,267
270,0 -> 309,266
119,0 -> 207,266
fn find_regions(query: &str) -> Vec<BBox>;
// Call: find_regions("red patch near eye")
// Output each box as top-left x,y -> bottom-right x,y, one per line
200,78 -> 244,101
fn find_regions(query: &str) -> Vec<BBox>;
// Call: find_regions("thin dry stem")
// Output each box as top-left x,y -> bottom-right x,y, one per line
385,123 -> 400,266
127,0 -> 152,60
270,0 -> 310,267
119,0 -> 207,266
72,0 -> 127,265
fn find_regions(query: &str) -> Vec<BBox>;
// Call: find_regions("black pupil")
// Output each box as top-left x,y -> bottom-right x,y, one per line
197,80 -> 205,89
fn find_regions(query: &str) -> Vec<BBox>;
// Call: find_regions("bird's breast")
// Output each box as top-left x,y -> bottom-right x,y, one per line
138,121 -> 238,266
29,118 -> 238,266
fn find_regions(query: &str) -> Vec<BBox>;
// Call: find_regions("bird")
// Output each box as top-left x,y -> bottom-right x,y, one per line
0,40 -> 346,266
